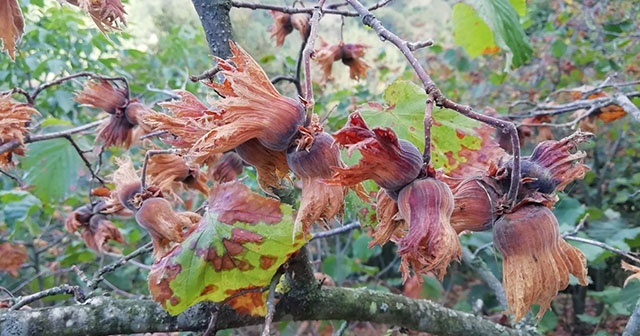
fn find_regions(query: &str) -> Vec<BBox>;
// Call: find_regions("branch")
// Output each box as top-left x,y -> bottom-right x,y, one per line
191,0 -> 234,57
346,0 -> 520,206
9,285 -> 85,311
311,221 -> 362,241
462,247 -> 508,309
302,0 -> 327,123
0,119 -> 105,157
230,0 -> 393,17
563,236 -> 640,266
0,288 -> 537,336
624,301 -> 640,336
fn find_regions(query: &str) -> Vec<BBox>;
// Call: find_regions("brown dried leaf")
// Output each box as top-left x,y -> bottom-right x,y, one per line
0,242 -> 28,277
65,0 -> 127,32
0,0 -> 24,60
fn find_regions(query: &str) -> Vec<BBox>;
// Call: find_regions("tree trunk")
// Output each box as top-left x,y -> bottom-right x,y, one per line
191,0 -> 234,57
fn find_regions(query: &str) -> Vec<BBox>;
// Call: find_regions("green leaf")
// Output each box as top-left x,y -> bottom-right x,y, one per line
453,0 -> 533,68
21,137 -> 84,202
149,182 -> 308,316
361,80 -> 481,172
452,3 -> 499,58
0,190 -> 42,228
508,0 -> 526,16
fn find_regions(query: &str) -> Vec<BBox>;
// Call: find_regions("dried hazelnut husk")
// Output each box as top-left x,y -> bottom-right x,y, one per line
235,138 -> 290,196
396,178 -> 461,281
314,39 -> 370,83
194,42 -> 306,155
450,177 -> 500,233
147,153 -> 209,197
287,131 -> 348,235
75,79 -> 128,115
499,131 -> 592,197
268,11 -> 310,46
325,112 -> 423,196
0,94 -> 40,167
493,204 -> 588,322
135,197 -> 201,260
369,188 -> 405,247
208,152 -> 244,183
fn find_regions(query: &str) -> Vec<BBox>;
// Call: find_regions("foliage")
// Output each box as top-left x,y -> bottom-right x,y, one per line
1,0 -> 640,335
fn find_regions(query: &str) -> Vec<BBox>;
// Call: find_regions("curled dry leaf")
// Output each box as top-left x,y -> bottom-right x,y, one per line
64,0 -> 127,32
324,112 -> 422,196
192,41 -> 305,158
0,242 -> 28,277
314,39 -> 370,83
0,0 -> 24,60
0,94 -> 40,167
397,178 -> 461,282
493,205 -> 588,322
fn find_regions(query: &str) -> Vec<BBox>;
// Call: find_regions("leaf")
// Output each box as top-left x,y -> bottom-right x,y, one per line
148,182 -> 309,316
508,0 -> 526,16
453,0 -> 533,68
0,242 -> 28,277
0,0 -> 24,60
361,80 -> 481,172
0,190 -> 42,226
21,137 -> 84,202
452,3 -> 500,58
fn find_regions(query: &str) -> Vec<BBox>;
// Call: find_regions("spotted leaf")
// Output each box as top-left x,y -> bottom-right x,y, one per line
148,181 -> 309,316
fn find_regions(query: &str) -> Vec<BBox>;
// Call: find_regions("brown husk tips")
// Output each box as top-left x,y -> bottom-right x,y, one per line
268,11 -> 310,47
397,178 -> 461,282
324,112 -> 423,194
287,129 -> 348,235
493,205 -> 588,322
0,94 -> 40,167
65,202 -> 125,253
194,41 -> 306,155
314,39 -> 370,83
450,177 -> 500,233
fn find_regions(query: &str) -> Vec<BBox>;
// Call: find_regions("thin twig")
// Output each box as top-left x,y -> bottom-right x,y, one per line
85,243 -> 153,291
564,236 -> 640,266
0,168 -> 23,187
10,284 -> 85,310
302,0 -> 328,124
261,269 -> 283,336
311,221 -> 362,241
190,65 -> 222,82
231,0 -> 393,16
423,97 -> 433,164
346,0 -> 521,206
0,119 -> 106,156
63,135 -> 105,184
462,247 -> 507,309
30,72 -> 129,103
141,149 -> 176,189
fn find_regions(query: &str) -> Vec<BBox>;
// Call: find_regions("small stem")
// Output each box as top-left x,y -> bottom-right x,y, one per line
0,119 -> 106,157
189,65 -> 222,83
311,222 -> 361,241
230,0 -> 393,16
302,0 -> 328,125
423,96 -> 433,164
564,236 -> 640,266
10,284 -> 85,310
141,149 -> 175,189
63,135 -> 105,185
85,243 -> 153,291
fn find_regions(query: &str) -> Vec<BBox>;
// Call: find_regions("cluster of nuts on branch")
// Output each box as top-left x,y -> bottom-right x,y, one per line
59,40 -> 593,322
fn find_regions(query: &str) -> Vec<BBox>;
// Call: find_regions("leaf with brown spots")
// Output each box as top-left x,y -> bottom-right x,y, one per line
148,181 -> 309,316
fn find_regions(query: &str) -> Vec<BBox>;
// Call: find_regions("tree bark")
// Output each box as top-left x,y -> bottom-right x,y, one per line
191,0 -> 234,57
0,288 -> 537,336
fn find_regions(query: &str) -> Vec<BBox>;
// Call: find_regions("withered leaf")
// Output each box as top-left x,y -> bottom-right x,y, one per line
0,0 -> 24,60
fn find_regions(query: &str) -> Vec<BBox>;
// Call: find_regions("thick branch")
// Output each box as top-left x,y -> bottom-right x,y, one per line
191,0 -> 234,57
0,288 -> 536,336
